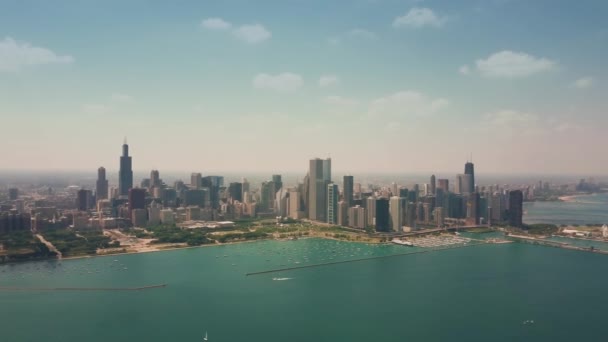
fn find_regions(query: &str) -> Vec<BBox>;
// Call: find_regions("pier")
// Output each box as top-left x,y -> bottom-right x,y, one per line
246,242 -> 486,276
0,284 -> 167,292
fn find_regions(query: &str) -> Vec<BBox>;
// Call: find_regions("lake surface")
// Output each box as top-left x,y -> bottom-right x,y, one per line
1,238 -> 607,342
524,192 -> 608,225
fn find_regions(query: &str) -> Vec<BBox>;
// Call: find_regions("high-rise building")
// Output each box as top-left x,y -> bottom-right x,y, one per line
183,189 -> 207,207
228,182 -> 243,202
119,141 -> 133,196
337,201 -> 348,226
490,192 -> 506,222
343,175 -> 354,208
348,206 -> 366,229
131,208 -> 147,227
406,202 -> 417,229
148,201 -> 161,225
272,175 -> 283,192
508,190 -> 523,227
150,170 -> 160,187
437,179 -> 449,193
327,183 -> 339,224
260,181 -> 276,212
191,173 -> 202,189
430,175 -> 436,195
77,189 -> 93,211
434,207 -> 445,227
242,178 -> 250,201
275,188 -> 288,217
466,192 -> 480,225
96,167 -> 109,200
456,174 -> 473,195
288,190 -> 302,219
366,196 -> 376,227
128,188 -> 146,217
465,161 -> 475,193
389,196 -> 405,232
308,158 -> 331,222
375,198 -> 390,232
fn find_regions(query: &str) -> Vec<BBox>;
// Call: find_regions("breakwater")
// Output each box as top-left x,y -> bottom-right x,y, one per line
0,284 -> 167,292
246,242 -> 485,276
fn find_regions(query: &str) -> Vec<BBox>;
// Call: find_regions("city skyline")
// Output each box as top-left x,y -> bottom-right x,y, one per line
1,0 -> 607,173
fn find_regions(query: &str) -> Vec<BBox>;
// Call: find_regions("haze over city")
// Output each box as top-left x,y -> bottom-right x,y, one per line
1,0 -> 606,174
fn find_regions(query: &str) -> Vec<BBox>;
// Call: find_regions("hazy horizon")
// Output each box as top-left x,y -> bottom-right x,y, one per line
1,0 -> 607,174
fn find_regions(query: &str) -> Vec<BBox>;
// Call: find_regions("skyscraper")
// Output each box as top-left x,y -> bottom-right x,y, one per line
430,175 -> 436,195
150,170 -> 160,187
466,192 -> 480,225
77,189 -> 93,211
308,158 -> 331,222
228,182 -> 243,202
343,175 -> 354,208
96,167 -> 109,200
119,141 -> 133,196
465,161 -> 475,193
456,174 -> 473,195
327,183 -> 339,224
508,190 -> 524,227
272,175 -> 283,192
437,179 -> 449,193
191,173 -> 202,189
260,181 -> 276,212
375,198 -> 390,232
389,196 -> 405,232
128,188 -> 146,218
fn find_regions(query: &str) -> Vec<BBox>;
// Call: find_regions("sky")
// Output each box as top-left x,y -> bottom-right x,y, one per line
0,0 -> 606,175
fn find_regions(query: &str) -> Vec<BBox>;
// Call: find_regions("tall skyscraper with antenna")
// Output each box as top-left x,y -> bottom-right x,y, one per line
464,157 -> 475,194
119,139 -> 133,196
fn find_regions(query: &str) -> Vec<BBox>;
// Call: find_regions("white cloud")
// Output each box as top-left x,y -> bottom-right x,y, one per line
393,8 -> 446,28
201,18 -> 232,30
369,90 -> 449,117
0,37 -> 74,72
484,109 -> 539,126
475,50 -> 557,78
233,24 -> 271,44
573,77 -> 593,89
459,65 -> 470,75
110,93 -> 134,102
325,95 -> 358,106
319,75 -> 339,87
253,73 -> 303,92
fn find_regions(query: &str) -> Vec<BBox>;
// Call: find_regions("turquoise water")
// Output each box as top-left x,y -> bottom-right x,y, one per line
524,192 -> 608,225
1,238 -> 607,341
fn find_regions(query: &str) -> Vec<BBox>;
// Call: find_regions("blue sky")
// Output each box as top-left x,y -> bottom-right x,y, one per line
0,0 -> 606,174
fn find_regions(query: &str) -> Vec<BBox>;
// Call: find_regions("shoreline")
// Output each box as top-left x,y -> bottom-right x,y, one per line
3,235 -> 381,265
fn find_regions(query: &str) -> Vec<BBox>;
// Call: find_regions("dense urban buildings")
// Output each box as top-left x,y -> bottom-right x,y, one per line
0,141 -> 539,235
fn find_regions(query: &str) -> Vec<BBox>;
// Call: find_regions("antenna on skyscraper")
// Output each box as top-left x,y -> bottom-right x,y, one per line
124,136 -> 127,145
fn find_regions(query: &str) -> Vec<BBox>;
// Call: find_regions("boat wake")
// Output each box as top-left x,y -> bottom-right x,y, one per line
272,277 -> 293,281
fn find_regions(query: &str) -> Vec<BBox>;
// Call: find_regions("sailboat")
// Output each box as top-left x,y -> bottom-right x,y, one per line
203,332 -> 208,341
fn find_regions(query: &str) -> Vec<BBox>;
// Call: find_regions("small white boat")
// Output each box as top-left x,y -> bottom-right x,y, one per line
203,331 -> 208,341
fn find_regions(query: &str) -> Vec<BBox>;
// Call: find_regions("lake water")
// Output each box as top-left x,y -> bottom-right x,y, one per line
1,238 -> 607,342
524,192 -> 608,225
